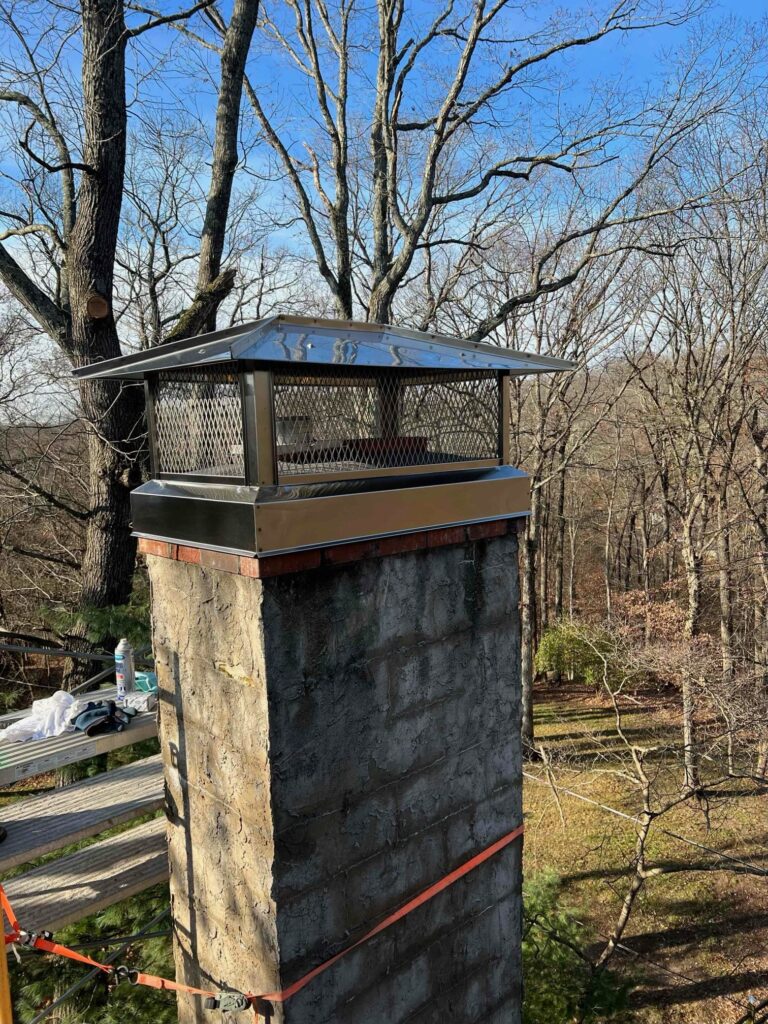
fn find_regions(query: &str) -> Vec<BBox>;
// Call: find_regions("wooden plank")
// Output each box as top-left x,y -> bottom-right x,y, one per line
0,755 -> 163,872
0,712 -> 158,787
2,818 -> 168,933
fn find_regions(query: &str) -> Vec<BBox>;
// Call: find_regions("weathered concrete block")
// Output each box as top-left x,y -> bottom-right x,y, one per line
148,530 -> 523,1024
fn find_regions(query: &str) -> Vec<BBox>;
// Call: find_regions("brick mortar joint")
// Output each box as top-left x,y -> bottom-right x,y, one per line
138,519 -> 522,578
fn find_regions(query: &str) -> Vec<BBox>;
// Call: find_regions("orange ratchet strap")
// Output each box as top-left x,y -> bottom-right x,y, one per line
2,821 -> 524,1015
0,887 -> 20,938
259,821 -> 525,1003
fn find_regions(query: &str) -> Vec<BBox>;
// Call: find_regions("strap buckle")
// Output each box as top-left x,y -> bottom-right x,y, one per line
203,990 -> 252,1012
16,930 -> 53,947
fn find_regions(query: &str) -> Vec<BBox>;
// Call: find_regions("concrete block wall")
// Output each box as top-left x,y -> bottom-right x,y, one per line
147,523 -> 523,1024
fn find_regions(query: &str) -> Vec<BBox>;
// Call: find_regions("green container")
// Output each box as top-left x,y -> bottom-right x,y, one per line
135,671 -> 158,693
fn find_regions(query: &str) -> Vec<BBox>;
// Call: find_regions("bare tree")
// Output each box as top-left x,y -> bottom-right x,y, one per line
626,183 -> 768,787
0,0 -> 260,646
236,0 -> 753,333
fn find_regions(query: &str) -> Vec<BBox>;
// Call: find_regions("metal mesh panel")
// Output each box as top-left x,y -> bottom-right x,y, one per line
152,366 -> 244,479
273,367 -> 500,478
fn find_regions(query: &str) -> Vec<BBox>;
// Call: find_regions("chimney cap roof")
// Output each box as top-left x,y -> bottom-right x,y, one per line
74,314 -> 576,380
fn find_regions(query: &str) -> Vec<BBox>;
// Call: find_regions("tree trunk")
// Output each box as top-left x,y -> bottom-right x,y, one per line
756,599 -> 768,777
553,465 -> 566,622
604,499 -> 614,620
639,496 -> 652,640
660,457 -> 674,586
77,386 -> 144,611
369,0 -> 395,317
624,510 -> 636,591
750,410 -> 768,775
716,483 -> 734,685
520,491 -> 539,750
715,482 -> 736,775
681,513 -> 703,792
538,496 -> 549,634
568,520 -> 578,619
196,0 -> 260,332
65,0 -> 140,656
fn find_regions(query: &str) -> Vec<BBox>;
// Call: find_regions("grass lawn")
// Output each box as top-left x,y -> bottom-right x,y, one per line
525,683 -> 768,1024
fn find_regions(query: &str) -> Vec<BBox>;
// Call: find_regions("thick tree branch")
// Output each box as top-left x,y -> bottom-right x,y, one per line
0,223 -> 63,248
0,462 -> 88,521
19,127 -> 96,177
0,243 -> 70,347
0,88 -> 77,239
163,266 -> 236,342
126,0 -> 215,37
191,0 -> 259,331
7,545 -> 81,570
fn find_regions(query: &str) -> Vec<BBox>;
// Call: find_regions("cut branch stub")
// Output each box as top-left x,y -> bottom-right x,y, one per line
86,293 -> 110,319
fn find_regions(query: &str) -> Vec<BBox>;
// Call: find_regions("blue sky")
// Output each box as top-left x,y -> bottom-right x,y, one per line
120,0 -> 768,158
569,0 -> 768,83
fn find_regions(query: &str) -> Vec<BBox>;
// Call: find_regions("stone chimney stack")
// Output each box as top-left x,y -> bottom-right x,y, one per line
144,521 -> 523,1023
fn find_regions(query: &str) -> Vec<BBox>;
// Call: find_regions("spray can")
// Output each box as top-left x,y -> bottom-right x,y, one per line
115,638 -> 135,702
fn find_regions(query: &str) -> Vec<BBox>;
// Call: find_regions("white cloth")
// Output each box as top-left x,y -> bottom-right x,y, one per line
0,690 -> 84,743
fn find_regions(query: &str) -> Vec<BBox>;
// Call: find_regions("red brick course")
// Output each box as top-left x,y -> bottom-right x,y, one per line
468,519 -> 507,540
240,549 -> 322,578
176,544 -> 202,564
426,526 -> 467,548
323,539 -> 380,565
137,539 -> 176,559
375,532 -> 428,557
138,518 -> 520,578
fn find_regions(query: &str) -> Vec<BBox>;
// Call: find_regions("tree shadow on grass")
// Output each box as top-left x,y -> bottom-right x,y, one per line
579,890 -> 768,1011
627,908 -> 768,955
535,706 -> 616,724
718,784 -> 768,799
627,968 -> 767,1009
527,740 -> 683,770
538,723 -> 680,745
583,908 -> 768,962
564,846 -> 768,886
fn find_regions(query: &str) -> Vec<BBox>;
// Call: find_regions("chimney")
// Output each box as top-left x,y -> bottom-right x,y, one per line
77,315 -> 572,1022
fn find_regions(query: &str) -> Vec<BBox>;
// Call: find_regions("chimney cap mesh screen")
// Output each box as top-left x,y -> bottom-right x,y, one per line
152,365 -> 244,479
273,367 -> 500,478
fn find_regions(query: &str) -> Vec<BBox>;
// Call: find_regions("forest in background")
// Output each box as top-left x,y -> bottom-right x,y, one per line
1,1 -> 768,1021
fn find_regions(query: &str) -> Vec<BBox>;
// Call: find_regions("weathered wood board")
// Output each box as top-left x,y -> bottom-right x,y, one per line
3,817 -> 169,933
0,754 -> 164,872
